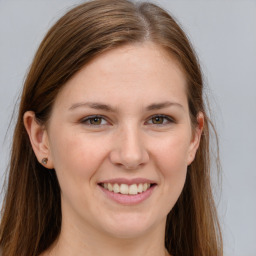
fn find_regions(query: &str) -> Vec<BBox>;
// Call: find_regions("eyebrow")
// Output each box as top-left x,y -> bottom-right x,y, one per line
69,102 -> 116,112
146,101 -> 184,111
69,101 -> 184,112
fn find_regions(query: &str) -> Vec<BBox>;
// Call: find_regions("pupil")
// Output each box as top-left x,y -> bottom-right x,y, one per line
153,116 -> 163,124
90,117 -> 101,125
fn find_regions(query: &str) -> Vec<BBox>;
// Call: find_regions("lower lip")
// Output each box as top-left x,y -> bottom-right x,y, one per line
98,185 -> 156,205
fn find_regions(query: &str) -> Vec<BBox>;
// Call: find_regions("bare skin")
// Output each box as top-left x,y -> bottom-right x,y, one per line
25,42 -> 203,256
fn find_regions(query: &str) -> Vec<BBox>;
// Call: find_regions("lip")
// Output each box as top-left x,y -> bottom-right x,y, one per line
98,178 -> 157,205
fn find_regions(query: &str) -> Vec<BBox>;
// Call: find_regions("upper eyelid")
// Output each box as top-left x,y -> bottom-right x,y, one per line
80,115 -> 109,124
145,114 -> 175,124
81,114 -> 105,120
147,114 -> 174,120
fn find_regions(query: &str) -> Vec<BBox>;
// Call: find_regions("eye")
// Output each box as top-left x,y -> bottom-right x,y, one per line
146,115 -> 174,125
81,115 -> 108,126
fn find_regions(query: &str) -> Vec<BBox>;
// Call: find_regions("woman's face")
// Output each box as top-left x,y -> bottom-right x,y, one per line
45,43 -> 202,239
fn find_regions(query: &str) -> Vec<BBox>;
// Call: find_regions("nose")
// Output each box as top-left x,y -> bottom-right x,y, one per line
109,126 -> 149,170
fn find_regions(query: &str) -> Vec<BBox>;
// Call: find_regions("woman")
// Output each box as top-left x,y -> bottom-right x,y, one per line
0,0 -> 222,255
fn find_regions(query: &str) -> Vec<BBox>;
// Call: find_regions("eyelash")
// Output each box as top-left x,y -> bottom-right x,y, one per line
80,114 -> 175,127
146,114 -> 175,125
80,115 -> 108,127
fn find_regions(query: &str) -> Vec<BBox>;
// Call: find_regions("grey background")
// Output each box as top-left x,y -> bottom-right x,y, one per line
0,0 -> 255,255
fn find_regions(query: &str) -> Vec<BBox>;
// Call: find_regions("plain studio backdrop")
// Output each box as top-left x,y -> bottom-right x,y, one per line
0,0 -> 255,255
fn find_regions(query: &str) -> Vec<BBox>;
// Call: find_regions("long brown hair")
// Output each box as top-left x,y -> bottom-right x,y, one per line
0,0 -> 222,255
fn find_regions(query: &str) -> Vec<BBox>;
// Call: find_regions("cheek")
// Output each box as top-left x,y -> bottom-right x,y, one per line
152,132 -> 190,199
49,130 -> 107,187
153,131 -> 191,172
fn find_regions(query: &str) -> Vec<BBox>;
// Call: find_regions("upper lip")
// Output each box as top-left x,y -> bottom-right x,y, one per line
98,178 -> 157,185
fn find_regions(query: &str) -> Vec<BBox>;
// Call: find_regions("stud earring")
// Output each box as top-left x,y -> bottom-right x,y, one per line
41,158 -> 48,165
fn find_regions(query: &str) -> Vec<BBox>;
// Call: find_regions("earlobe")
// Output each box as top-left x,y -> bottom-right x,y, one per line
23,111 -> 54,169
187,112 -> 204,165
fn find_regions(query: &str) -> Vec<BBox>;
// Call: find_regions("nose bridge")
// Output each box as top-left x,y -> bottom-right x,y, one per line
110,122 -> 149,169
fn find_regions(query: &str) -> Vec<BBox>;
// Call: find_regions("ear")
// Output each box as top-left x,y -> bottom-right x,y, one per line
187,112 -> 204,165
23,111 -> 54,169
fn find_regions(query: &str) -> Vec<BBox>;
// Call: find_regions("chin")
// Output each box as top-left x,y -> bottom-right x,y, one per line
98,211 -> 164,239
105,225 -> 152,240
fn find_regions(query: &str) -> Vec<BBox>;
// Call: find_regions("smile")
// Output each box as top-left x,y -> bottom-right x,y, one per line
98,178 -> 157,205
100,183 -> 152,195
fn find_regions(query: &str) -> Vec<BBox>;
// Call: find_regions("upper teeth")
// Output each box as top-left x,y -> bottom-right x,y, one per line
102,183 -> 151,195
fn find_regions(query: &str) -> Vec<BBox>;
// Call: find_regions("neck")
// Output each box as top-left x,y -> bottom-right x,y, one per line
43,217 -> 169,256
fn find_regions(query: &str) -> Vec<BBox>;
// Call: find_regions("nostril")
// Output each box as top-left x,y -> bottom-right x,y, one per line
109,139 -> 149,169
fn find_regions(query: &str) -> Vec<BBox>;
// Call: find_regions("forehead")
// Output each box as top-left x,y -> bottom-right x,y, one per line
53,42 -> 188,111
